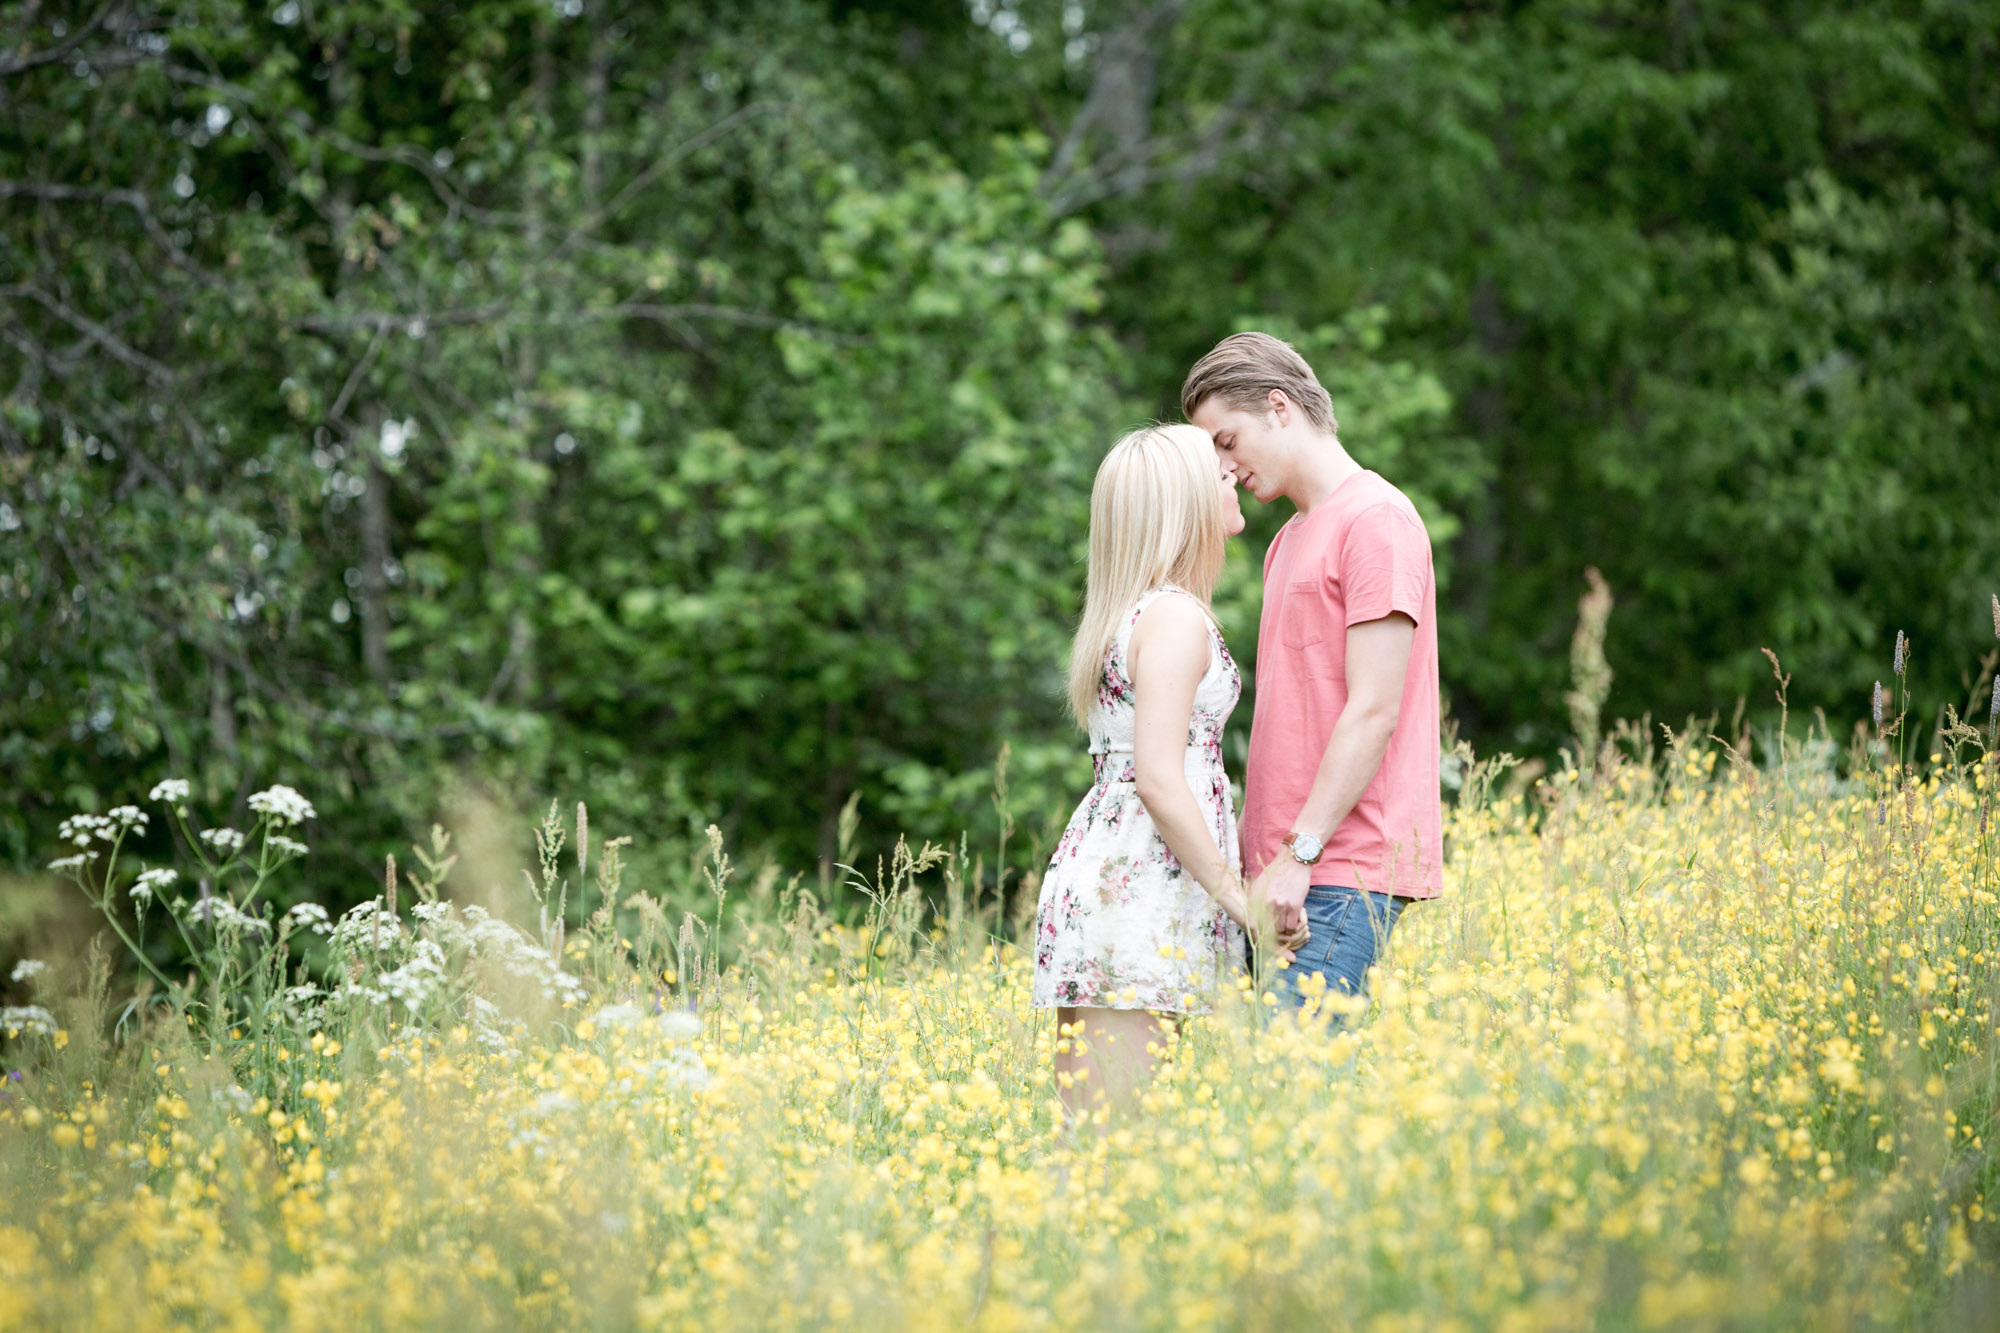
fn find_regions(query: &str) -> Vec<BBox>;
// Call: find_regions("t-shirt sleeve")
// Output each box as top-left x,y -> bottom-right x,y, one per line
1338,503 -> 1431,628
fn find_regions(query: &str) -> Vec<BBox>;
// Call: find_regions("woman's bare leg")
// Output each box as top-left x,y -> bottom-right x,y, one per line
1054,1006 -> 1174,1127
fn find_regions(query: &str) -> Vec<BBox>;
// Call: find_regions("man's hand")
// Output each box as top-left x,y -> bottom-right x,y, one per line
1217,872 -> 1307,961
1249,857 -> 1311,942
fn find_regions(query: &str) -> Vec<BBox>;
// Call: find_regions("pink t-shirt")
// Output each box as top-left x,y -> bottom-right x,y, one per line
1242,470 -> 1443,898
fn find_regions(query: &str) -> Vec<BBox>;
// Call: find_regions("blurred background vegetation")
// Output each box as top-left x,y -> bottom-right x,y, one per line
3,0 -> 1997,910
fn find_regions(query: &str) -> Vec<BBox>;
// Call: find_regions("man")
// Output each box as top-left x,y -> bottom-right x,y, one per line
1183,331 -> 1443,1016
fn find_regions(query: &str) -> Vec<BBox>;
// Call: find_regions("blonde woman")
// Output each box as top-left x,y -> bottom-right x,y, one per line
1031,423 -> 1288,1121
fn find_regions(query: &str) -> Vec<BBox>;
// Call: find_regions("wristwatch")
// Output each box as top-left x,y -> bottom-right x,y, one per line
1282,832 -> 1324,866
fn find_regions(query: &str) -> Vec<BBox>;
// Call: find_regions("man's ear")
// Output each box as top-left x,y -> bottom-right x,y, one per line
1267,388 -> 1291,427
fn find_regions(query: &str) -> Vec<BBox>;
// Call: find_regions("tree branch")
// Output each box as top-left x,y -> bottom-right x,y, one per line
0,2 -> 126,79
0,282 -> 177,383
325,323 -> 388,426
0,178 -> 213,279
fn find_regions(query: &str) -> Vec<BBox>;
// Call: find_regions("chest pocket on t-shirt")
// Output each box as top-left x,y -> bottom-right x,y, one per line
1280,579 -> 1328,650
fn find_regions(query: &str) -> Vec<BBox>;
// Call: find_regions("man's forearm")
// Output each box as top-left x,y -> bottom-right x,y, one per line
1288,708 -> 1397,849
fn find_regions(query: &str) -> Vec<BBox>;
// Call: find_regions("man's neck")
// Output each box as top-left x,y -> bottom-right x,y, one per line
1285,436 -> 1362,514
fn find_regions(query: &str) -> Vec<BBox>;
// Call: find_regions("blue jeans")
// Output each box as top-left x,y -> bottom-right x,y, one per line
1269,886 -> 1405,1022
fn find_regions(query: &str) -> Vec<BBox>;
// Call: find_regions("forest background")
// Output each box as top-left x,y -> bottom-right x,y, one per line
3,0 -> 1998,913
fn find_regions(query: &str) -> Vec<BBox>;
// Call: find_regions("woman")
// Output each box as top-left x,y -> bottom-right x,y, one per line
1030,422 -> 1283,1122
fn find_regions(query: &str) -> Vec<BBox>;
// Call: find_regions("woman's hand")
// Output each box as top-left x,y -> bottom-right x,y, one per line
1212,873 -> 1306,962
1211,873 -> 1251,931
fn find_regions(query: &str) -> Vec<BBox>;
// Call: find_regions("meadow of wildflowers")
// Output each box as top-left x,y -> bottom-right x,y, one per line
2,725 -> 1998,1330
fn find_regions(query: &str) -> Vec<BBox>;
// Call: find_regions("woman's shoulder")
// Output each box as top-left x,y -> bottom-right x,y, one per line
1134,585 -> 1207,621
1130,584 -> 1214,624
1127,588 -> 1222,661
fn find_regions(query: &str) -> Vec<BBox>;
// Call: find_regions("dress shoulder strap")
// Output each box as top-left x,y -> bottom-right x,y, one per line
1131,584 -> 1221,631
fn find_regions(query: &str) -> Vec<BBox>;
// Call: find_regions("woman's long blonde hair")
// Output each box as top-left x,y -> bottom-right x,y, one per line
1066,423 -> 1226,726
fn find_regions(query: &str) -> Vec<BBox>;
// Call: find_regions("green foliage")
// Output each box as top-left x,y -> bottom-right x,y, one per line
0,1 -> 1125,902
5,0 -> 1999,917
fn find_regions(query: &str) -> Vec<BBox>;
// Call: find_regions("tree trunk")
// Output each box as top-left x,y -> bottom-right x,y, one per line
582,2 -> 611,214
208,655 -> 239,758
505,12 -> 558,709
1448,275 -> 1515,735
1043,0 -> 1186,211
358,410 -> 393,687
816,699 -> 851,884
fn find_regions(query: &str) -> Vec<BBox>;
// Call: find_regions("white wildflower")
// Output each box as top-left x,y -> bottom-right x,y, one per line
645,1047 -> 711,1091
131,867 -> 177,903
587,1001 -> 645,1030
283,983 -> 324,1006
475,1009 -> 526,1055
149,778 -> 192,805
47,852 -> 96,872
285,902 -> 333,936
202,900 -> 271,934
58,814 -> 113,846
200,827 -> 246,854
503,1125 -> 549,1153
411,900 -> 451,925
379,939 -> 447,1007
247,785 -> 316,826
209,1085 -> 253,1114
9,960 -> 47,983
109,805 -> 148,831
1,1005 -> 57,1037
379,967 -> 435,1006
429,904 -> 585,1006
467,995 -> 525,1052
658,1009 -> 702,1039
268,834 -> 309,857
330,899 -> 403,950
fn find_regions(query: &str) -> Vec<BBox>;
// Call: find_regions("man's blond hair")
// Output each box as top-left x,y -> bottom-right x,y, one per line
1180,331 -> 1337,435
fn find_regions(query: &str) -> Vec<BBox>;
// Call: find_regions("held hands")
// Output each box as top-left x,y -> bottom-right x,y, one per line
1247,858 -> 1312,955
1216,866 -> 1310,962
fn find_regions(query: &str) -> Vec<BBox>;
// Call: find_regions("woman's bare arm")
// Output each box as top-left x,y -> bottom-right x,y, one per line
1127,595 -> 1248,927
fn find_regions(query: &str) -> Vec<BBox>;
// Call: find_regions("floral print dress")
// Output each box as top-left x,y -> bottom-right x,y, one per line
1031,587 -> 1247,1013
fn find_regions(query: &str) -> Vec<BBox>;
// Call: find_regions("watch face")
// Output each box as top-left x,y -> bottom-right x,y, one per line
1290,834 -> 1322,864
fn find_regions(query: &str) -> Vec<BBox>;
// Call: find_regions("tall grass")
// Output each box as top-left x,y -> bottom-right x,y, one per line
2,717 -> 1998,1328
